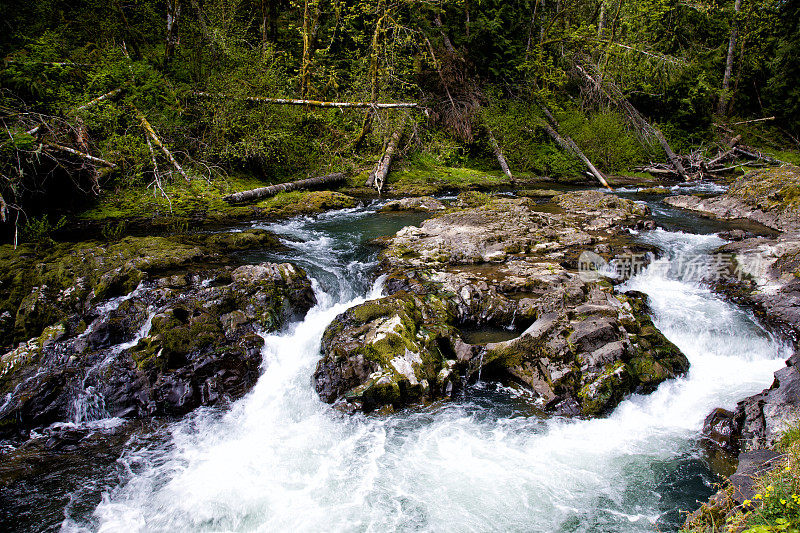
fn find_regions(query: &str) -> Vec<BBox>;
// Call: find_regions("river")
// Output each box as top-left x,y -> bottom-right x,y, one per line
11,188 -> 793,532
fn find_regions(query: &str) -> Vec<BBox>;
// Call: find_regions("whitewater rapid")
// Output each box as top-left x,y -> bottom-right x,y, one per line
70,208 -> 789,533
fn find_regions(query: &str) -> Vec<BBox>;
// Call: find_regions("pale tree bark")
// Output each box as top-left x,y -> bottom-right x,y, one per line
224,173 -> 345,203
718,0 -> 742,116
486,126 -> 514,182
538,107 -> 612,190
134,107 -> 190,182
576,63 -> 687,180
194,92 -> 418,108
165,0 -> 181,66
597,1 -> 606,37
367,113 -> 408,193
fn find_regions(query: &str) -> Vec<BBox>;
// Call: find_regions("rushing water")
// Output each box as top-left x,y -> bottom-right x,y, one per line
48,199 -> 790,532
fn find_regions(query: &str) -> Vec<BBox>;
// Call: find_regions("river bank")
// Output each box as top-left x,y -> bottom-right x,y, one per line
0,167 -> 797,531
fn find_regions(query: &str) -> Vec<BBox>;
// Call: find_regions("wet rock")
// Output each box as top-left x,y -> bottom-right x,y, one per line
715,231 -> 800,341
380,196 -> 446,212
315,291 -> 457,410
701,354 -> 800,457
0,231 -> 285,351
317,191 -> 687,415
516,189 -> 562,198
0,261 -> 315,439
663,165 -> 800,233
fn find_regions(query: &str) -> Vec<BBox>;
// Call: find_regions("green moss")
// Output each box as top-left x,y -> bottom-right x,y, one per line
256,190 -> 358,218
0,235 -> 214,348
728,165 -> 800,211
578,361 -> 631,416
382,165 -> 514,196
79,173 -> 264,223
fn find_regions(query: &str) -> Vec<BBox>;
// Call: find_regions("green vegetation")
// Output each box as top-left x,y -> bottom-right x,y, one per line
0,0 -> 798,240
684,421 -> 800,533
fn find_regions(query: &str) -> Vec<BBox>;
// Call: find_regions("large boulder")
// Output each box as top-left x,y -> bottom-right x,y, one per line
0,229 -> 281,350
315,192 -> 687,415
0,261 -> 315,439
315,292 -> 457,411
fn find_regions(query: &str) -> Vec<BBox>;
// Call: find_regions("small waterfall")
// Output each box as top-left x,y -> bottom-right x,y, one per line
72,309 -> 156,425
505,308 -> 517,331
71,386 -> 109,424
476,349 -> 485,382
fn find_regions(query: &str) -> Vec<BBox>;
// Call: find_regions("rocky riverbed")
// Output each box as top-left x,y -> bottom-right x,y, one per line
314,190 -> 689,416
662,166 -> 800,531
0,230 -> 315,441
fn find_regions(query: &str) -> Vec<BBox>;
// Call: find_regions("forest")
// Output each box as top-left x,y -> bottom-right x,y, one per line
0,0 -> 798,238
4,2 -> 800,532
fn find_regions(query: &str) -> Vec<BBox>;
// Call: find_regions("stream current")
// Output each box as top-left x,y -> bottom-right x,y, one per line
24,189 -> 794,532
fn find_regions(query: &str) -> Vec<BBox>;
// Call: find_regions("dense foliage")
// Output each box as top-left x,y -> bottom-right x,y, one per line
0,0 -> 798,237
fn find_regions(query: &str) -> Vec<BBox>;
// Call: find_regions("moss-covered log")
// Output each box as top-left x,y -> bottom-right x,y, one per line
223,172 -> 346,204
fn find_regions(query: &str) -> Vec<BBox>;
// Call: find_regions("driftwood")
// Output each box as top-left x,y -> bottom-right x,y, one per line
367,113 -> 407,193
734,146 -> 789,165
224,172 -> 346,204
538,107 -> 612,190
134,107 -> 190,182
637,138 -> 789,179
486,126 -> 514,182
195,92 -> 419,109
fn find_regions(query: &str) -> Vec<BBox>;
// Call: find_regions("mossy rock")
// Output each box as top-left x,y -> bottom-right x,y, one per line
256,190 -> 358,218
317,291 -> 458,410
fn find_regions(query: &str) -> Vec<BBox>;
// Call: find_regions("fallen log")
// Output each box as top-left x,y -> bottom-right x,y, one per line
195,92 -> 419,109
134,107 -> 190,182
46,143 -> 117,168
734,146 -> 789,166
639,166 -> 676,176
367,113 -> 407,193
224,172 -> 346,204
486,126 -> 514,182
75,88 -> 124,112
537,108 -> 612,190
575,63 -> 688,180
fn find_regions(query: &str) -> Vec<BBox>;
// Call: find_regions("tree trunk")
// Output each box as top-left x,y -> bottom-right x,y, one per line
75,88 -> 124,112
575,63 -> 687,180
47,143 -> 117,168
134,108 -> 190,182
597,1 -> 606,37
367,114 -> 407,193
486,127 -> 514,182
261,0 -> 270,51
299,0 -> 320,98
194,92 -> 418,109
539,107 -> 613,190
718,0 -> 742,116
113,1 -> 141,59
165,0 -> 181,66
224,172 -> 346,204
